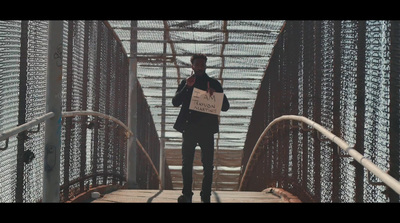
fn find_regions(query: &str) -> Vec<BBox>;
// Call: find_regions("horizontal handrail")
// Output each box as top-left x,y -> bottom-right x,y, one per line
0,112 -> 55,150
239,115 -> 400,195
62,110 -> 162,189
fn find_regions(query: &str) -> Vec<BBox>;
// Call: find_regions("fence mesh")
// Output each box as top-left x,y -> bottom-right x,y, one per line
0,20 -> 22,202
0,20 -> 170,202
242,20 -> 400,202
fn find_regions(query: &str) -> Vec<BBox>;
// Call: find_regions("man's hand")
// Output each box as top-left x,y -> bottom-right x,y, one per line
186,71 -> 196,88
207,81 -> 215,96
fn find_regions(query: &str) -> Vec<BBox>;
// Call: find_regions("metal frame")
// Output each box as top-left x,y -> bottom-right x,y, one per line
42,20 -> 64,202
127,20 -> 138,189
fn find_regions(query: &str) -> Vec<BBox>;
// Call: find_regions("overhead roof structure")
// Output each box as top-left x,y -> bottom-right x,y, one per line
108,20 -> 285,190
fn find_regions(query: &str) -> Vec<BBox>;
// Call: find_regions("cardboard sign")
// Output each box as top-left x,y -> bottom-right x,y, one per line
189,87 -> 224,116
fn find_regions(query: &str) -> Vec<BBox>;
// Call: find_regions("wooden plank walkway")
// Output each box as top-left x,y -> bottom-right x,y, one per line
166,149 -> 243,191
91,189 -> 289,203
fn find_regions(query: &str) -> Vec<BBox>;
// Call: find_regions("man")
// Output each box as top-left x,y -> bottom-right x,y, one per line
172,54 -> 230,203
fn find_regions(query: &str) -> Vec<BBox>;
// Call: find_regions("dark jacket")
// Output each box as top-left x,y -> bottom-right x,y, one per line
172,73 -> 230,134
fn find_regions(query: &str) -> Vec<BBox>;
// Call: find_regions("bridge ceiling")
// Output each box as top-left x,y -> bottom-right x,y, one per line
108,20 -> 284,173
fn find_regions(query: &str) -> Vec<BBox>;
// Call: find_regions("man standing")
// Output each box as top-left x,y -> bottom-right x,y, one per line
172,54 -> 230,203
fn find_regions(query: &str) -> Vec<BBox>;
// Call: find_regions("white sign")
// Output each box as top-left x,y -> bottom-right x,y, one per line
189,87 -> 224,116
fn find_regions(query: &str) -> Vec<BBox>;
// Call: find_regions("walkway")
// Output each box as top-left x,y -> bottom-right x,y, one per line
2,20 -> 400,203
91,189 -> 297,203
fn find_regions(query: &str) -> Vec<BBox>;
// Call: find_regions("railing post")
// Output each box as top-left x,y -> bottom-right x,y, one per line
331,20 -> 342,202
355,20 -> 366,202
43,20 -> 63,202
127,20 -> 138,189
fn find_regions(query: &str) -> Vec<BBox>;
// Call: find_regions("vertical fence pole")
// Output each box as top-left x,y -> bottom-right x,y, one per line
103,29 -> 112,185
79,21 -> 90,194
159,26 -> 167,189
313,21 -> 322,201
389,20 -> 400,202
332,20 -> 342,202
288,21 -> 300,188
43,20 -> 63,202
16,20 -> 29,203
127,20 -> 138,189
92,22 -> 102,187
302,21 -> 310,190
63,20 -> 73,202
355,20 -> 366,202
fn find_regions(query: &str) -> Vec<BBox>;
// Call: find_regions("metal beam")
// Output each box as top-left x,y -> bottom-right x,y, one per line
139,76 -> 263,81
146,95 -> 257,100
136,53 -> 266,58
139,64 -> 263,70
162,21 -> 181,85
219,20 -> 228,84
43,20 -> 63,202
146,86 -> 257,90
127,20 -> 138,189
159,23 -> 167,189
122,39 -> 271,45
114,26 -> 279,34
154,104 -> 251,109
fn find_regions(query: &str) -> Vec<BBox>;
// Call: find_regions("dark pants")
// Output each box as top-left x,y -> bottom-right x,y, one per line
181,125 -> 214,198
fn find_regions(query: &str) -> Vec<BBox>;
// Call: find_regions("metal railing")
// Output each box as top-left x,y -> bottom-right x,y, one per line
62,110 -> 163,190
0,112 -> 54,150
0,109 -> 163,201
239,115 -> 400,196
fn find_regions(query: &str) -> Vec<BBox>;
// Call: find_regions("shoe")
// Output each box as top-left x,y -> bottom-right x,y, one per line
178,194 -> 192,203
201,196 -> 210,203
200,191 -> 211,203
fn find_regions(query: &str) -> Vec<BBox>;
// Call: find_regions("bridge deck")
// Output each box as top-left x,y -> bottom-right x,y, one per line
91,189 -> 290,203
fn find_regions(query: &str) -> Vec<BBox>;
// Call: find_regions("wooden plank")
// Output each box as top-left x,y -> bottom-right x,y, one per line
215,173 -> 240,182
92,189 -> 288,203
170,169 -> 241,191
165,149 -> 242,167
171,183 -> 238,191
169,169 -> 241,180
167,146 -> 243,190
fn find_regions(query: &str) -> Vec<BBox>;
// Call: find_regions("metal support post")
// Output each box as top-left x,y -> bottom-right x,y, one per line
43,20 -> 63,202
331,20 -> 342,202
16,20 -> 28,203
355,20 -> 366,202
389,20 -> 400,202
159,26 -> 167,189
127,20 -> 138,189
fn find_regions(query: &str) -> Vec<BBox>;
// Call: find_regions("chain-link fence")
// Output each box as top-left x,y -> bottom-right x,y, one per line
241,20 -> 400,202
0,20 -> 171,202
